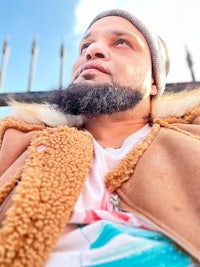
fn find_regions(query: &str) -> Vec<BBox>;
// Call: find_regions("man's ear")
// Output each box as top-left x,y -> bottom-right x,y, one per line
150,78 -> 158,96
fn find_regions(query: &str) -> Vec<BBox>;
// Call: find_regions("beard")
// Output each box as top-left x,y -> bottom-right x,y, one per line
49,82 -> 143,116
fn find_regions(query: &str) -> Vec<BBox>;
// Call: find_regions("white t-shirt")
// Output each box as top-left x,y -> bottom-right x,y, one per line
70,123 -> 151,222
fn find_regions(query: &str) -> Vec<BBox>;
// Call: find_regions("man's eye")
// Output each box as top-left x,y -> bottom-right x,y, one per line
115,39 -> 130,46
80,43 -> 90,54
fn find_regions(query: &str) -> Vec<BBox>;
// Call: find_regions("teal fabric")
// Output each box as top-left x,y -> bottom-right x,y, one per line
87,221 -> 193,267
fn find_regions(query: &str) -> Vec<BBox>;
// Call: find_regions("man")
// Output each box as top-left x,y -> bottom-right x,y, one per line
0,9 -> 200,267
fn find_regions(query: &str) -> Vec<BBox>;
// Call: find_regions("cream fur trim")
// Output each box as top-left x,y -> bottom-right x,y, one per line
7,100 -> 84,127
151,87 -> 200,118
7,88 -> 200,127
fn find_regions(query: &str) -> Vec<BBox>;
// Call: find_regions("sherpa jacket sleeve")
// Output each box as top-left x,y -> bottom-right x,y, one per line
0,127 -> 40,223
0,116 -> 94,267
0,128 -> 37,176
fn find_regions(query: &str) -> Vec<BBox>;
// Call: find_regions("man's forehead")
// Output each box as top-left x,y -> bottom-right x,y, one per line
83,16 -> 145,41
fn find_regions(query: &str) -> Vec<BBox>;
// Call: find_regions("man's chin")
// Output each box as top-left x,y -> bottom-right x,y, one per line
72,75 -> 112,85
72,79 -> 95,85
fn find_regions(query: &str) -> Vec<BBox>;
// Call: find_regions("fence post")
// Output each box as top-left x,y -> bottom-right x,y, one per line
60,42 -> 66,88
0,37 -> 10,93
185,45 -> 196,82
27,37 -> 38,92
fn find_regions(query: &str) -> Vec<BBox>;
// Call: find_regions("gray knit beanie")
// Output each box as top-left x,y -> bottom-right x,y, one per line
86,9 -> 170,97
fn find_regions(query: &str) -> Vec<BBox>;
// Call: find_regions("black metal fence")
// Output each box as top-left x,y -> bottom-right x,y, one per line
0,38 -> 66,94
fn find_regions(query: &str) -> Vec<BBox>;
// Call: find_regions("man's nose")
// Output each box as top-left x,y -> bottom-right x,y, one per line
85,42 -> 109,60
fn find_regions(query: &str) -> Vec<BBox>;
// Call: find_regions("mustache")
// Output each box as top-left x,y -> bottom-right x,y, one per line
49,82 -> 143,116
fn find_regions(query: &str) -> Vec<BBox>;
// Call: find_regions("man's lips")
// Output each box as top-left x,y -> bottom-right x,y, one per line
73,62 -> 109,80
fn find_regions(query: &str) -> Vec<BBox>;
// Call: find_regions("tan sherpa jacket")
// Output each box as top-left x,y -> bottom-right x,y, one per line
1,88 -> 200,266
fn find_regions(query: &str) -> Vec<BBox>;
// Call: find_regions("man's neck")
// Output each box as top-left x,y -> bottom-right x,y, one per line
84,112 -> 149,148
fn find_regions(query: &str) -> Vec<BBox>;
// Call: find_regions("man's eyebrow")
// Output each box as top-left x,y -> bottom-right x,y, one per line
81,32 -> 91,41
112,30 -> 136,37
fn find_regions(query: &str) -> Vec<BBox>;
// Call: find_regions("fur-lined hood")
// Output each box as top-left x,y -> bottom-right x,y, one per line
4,88 -> 200,127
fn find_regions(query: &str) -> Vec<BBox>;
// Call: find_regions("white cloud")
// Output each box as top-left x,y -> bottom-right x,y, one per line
73,0 -> 142,35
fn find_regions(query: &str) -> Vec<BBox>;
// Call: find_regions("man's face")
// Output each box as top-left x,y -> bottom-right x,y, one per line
71,16 -> 156,98
51,16 -> 157,117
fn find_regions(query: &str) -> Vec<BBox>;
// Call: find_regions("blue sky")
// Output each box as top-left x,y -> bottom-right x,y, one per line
0,0 -> 79,93
1,0 -> 200,94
